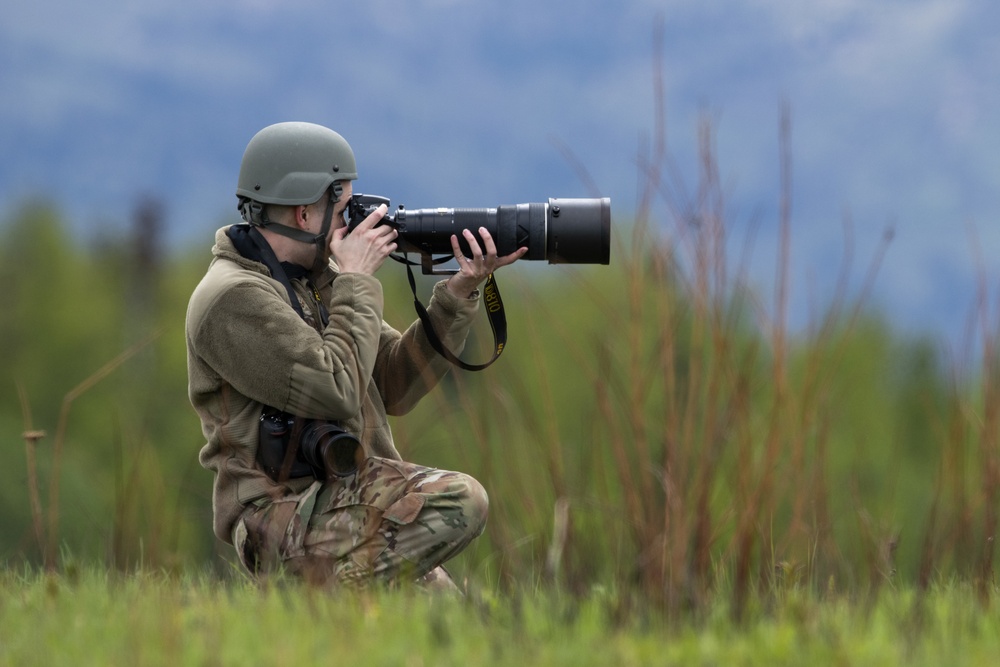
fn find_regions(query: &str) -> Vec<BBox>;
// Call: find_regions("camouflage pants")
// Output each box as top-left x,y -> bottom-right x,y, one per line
232,457 -> 488,589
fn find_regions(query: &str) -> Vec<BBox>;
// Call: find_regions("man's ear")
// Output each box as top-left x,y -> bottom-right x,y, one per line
294,204 -> 310,230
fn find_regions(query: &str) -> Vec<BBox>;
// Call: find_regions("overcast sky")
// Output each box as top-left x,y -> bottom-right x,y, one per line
3,0 -> 999,346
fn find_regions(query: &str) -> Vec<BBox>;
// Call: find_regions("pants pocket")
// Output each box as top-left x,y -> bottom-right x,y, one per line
383,493 -> 425,525
239,482 -> 322,572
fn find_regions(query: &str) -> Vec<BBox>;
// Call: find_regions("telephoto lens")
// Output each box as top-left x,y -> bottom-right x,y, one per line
349,195 -> 611,265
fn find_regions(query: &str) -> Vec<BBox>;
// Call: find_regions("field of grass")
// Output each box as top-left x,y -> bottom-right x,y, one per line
1,567 -> 997,666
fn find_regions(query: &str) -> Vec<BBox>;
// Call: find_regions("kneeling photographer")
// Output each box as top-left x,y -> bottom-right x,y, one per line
186,121 -> 526,589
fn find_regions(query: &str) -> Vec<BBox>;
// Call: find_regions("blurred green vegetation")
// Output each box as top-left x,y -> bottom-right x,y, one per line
0,201 -> 215,569
1,198 -> 996,608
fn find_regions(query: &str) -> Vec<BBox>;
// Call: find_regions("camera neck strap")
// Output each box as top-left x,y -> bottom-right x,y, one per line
227,224 -> 329,328
404,258 -> 506,372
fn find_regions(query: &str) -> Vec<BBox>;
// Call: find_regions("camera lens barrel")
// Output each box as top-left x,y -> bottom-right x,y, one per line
546,197 -> 611,265
298,421 -> 362,477
393,197 -> 610,264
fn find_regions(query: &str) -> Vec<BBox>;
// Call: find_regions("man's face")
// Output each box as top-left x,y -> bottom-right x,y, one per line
303,181 -> 353,236
294,181 -> 353,266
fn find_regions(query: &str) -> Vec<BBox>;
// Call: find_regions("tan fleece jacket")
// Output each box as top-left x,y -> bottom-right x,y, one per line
186,226 -> 480,543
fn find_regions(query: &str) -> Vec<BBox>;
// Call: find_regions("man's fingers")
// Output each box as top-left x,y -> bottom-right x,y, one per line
462,228 -> 484,261
354,203 -> 388,231
476,227 -> 498,258
449,234 -> 465,262
451,227 -> 523,275
496,247 -> 529,268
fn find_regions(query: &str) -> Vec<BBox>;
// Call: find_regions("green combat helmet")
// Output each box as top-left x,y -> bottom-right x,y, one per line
236,121 -> 358,273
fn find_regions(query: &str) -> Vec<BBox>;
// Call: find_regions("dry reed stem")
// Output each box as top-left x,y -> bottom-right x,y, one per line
967,229 -> 1000,600
44,329 -> 161,569
19,383 -> 46,558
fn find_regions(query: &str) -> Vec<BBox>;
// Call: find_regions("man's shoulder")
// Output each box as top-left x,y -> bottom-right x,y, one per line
186,253 -> 281,335
194,227 -> 272,293
198,248 -> 267,289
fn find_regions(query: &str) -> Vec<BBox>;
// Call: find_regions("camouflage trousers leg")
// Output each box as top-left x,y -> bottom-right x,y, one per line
233,457 -> 488,589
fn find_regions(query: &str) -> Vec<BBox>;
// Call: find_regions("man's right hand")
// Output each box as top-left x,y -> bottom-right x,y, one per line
330,203 -> 398,275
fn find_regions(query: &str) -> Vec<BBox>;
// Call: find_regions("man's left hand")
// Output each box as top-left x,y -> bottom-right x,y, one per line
446,227 -> 528,298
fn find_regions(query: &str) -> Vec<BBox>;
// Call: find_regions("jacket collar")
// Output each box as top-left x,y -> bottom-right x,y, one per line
211,225 -> 339,286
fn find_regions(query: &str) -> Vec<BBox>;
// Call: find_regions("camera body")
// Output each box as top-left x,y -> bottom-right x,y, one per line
346,193 -> 611,270
257,408 -> 361,481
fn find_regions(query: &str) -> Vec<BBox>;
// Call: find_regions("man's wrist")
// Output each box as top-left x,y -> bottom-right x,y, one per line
445,277 -> 479,299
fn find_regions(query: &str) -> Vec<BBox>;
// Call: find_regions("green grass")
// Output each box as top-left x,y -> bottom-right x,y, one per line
1,567 -> 997,666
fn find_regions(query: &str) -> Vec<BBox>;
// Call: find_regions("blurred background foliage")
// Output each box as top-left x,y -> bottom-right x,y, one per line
1,193 -> 995,607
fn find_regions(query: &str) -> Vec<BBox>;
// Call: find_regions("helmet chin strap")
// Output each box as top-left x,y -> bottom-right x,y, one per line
239,183 -> 342,276
303,184 -> 338,276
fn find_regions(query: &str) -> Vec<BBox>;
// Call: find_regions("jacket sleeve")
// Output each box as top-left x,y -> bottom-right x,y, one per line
372,280 -> 481,416
189,270 -> 385,421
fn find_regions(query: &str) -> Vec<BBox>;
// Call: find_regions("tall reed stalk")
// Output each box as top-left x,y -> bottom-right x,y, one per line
18,332 -> 159,569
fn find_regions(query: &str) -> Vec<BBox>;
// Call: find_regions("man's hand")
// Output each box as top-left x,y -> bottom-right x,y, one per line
446,227 -> 528,298
330,204 -> 398,275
